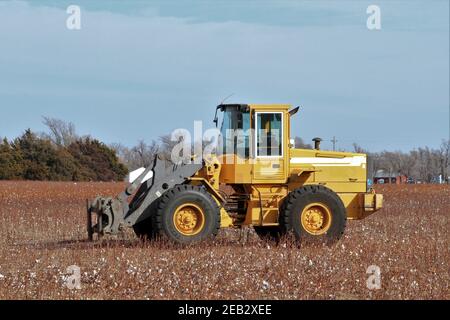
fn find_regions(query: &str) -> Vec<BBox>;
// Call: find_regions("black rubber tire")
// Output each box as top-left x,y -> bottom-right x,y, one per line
153,184 -> 221,244
253,226 -> 283,242
133,217 -> 154,240
280,185 -> 347,244
132,199 -> 160,240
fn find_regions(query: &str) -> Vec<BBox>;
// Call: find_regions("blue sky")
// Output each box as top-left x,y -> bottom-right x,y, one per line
0,0 -> 448,151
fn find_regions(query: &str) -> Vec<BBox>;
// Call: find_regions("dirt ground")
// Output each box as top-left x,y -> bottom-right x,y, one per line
0,181 -> 448,300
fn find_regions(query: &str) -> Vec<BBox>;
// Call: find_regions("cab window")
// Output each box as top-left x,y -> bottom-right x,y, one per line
256,112 -> 283,157
220,107 -> 251,157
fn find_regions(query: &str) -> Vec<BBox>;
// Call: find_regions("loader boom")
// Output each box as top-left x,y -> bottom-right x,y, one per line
88,155 -> 202,239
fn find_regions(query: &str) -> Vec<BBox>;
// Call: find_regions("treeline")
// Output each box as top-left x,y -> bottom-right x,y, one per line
110,136 -> 450,184
354,142 -> 450,183
1,117 -> 448,183
110,137 -> 170,171
0,118 -> 127,181
113,136 -> 314,171
294,138 -> 449,183
0,117 -> 178,182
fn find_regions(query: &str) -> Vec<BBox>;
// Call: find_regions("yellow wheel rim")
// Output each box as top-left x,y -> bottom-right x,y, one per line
173,203 -> 205,236
301,202 -> 332,235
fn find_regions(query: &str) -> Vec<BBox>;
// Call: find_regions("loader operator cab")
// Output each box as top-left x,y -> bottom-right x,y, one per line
215,104 -> 251,158
214,104 -> 291,184
215,104 -> 285,158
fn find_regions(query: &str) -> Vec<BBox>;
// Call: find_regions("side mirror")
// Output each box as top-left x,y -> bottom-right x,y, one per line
213,106 -> 221,127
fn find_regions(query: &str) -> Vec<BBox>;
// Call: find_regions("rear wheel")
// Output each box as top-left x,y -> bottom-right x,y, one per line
153,185 -> 221,244
280,185 -> 347,244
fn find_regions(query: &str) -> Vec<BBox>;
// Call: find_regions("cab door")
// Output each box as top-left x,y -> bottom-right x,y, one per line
252,111 -> 286,182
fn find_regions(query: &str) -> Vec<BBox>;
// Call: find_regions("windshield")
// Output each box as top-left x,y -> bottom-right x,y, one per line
219,107 -> 250,157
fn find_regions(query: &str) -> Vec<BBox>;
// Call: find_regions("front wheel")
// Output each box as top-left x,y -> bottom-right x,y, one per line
280,185 -> 347,244
153,185 -> 221,244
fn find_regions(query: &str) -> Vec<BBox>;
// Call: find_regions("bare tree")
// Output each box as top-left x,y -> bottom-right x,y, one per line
109,142 -> 130,167
110,140 -> 159,171
352,143 -> 367,154
439,139 -> 450,183
409,147 -> 442,183
41,116 -> 78,147
294,137 -> 312,149
132,140 -> 159,168
159,134 -> 186,163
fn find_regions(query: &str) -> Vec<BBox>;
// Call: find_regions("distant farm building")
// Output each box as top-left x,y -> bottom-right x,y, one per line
373,170 -> 408,184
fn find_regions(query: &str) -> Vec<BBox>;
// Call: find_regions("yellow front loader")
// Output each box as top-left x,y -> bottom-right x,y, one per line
87,104 -> 382,244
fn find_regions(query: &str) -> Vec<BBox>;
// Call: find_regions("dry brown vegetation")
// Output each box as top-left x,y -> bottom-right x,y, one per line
0,181 -> 448,300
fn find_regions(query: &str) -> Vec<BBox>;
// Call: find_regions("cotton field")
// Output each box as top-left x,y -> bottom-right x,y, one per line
0,182 -> 448,299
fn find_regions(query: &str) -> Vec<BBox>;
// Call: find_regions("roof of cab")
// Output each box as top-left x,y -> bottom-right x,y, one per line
249,104 -> 291,111
218,104 -> 291,111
